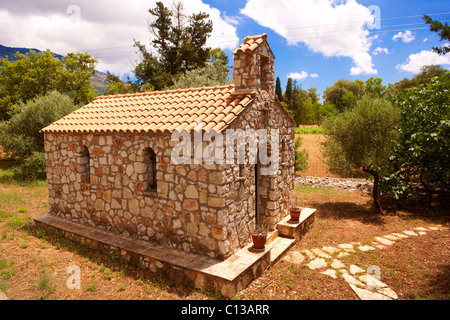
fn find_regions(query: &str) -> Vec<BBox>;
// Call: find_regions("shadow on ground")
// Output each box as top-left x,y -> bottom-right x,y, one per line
308,200 -> 386,225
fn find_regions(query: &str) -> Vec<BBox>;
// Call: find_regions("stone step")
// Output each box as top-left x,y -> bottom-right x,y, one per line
265,230 -> 279,245
267,236 -> 296,264
277,208 -> 316,240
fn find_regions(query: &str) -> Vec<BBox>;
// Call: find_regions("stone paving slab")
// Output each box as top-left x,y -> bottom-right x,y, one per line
283,251 -> 306,265
350,265 -> 365,275
349,284 -> 392,300
357,245 -> 376,252
379,287 -> 398,300
322,246 -> 340,254
392,233 -> 409,239
331,259 -> 346,269
306,258 -> 327,270
374,236 -> 395,246
338,243 -> 355,252
311,248 -> 332,259
358,274 -> 389,289
340,269 -> 365,287
287,223 -> 447,300
383,234 -> 401,241
0,290 -> 8,300
321,269 -> 337,279
302,249 -> 316,260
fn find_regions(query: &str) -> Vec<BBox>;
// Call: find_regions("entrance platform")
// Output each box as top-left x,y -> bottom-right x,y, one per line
34,208 -> 315,298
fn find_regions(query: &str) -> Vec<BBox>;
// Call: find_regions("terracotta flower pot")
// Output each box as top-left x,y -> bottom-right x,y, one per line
251,232 -> 267,249
289,206 -> 302,222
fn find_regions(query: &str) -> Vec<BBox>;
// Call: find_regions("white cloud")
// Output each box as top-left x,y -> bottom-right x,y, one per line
373,47 -> 389,55
287,71 -> 308,80
287,71 -> 319,80
392,30 -> 415,43
241,0 -> 377,75
396,50 -> 450,73
0,0 -> 239,77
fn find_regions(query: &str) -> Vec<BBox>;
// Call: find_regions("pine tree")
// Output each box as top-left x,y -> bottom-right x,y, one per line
133,1 -> 213,91
423,15 -> 450,55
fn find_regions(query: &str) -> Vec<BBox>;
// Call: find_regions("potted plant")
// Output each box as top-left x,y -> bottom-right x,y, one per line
289,197 -> 302,222
251,225 -> 267,250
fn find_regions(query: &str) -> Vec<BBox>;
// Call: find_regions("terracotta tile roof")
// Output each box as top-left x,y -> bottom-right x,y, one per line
41,85 -> 254,134
232,34 -> 268,54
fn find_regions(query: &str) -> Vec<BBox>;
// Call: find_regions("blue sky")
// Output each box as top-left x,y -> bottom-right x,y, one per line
207,0 -> 450,96
0,0 -> 449,97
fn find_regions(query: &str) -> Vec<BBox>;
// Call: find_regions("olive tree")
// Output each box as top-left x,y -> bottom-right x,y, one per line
322,95 -> 400,212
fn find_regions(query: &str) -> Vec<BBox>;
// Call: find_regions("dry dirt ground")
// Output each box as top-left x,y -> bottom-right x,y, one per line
0,182 -> 448,301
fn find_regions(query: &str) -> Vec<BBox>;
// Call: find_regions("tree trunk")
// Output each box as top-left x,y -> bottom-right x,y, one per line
363,167 -> 383,213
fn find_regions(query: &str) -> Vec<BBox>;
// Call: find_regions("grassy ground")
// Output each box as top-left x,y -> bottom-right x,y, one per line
0,172 -> 448,300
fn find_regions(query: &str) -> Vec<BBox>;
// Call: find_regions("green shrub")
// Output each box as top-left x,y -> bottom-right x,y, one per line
12,152 -> 46,181
0,91 -> 77,159
294,136 -> 309,173
384,73 -> 450,205
0,91 -> 77,181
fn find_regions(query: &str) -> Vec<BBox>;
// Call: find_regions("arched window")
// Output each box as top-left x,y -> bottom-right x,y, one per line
143,147 -> 157,192
79,146 -> 90,183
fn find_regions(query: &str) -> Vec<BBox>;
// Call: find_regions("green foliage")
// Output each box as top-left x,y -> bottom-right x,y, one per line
170,48 -> 231,89
364,77 -> 387,97
105,72 -> 139,95
384,72 -> 450,204
275,77 -> 283,102
294,136 -> 309,173
6,215 -> 25,229
322,95 -> 400,211
133,1 -> 213,91
0,91 -> 77,181
312,102 -> 337,124
295,126 -> 325,135
423,15 -> 450,55
323,79 -> 364,112
322,95 -> 399,175
387,65 -> 448,94
0,91 -> 77,159
283,79 -> 316,125
0,50 -> 97,120
12,152 -> 46,181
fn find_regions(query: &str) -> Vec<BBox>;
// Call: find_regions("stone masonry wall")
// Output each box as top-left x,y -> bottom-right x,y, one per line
44,132 -> 233,259
230,38 -> 296,241
43,37 -> 296,261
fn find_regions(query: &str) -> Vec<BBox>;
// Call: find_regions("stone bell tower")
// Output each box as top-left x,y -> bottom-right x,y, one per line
232,34 -> 275,96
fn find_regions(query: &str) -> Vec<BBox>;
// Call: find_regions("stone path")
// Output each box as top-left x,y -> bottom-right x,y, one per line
0,289 -> 8,300
282,225 -> 448,300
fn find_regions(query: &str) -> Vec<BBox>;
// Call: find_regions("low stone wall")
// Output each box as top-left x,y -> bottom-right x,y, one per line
34,214 -> 271,298
295,176 -> 373,192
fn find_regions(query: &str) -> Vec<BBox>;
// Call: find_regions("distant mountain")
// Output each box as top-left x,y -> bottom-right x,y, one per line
0,44 -> 109,94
